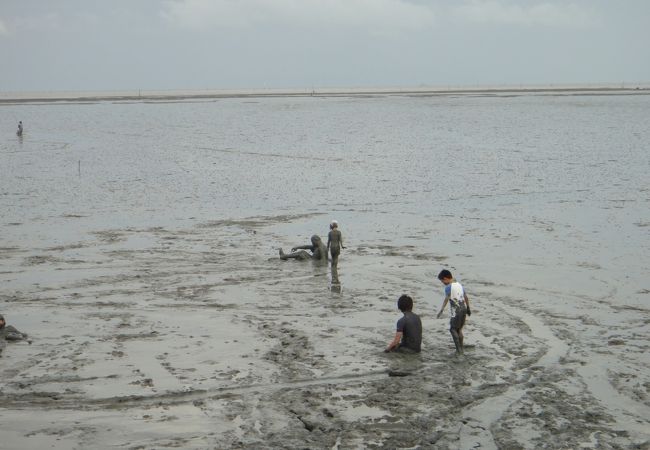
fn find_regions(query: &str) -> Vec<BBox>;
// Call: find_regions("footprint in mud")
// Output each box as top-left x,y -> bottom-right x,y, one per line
22,255 -> 59,266
259,322 -> 328,380
130,378 -> 154,388
92,230 -> 126,244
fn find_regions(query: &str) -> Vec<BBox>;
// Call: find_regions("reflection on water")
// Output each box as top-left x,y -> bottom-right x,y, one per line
330,266 -> 341,293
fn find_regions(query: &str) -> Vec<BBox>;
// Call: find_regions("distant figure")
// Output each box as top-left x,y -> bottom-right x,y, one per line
16,121 -> 23,136
436,269 -> 472,356
279,235 -> 327,262
327,220 -> 345,269
0,314 -> 29,355
385,295 -> 422,353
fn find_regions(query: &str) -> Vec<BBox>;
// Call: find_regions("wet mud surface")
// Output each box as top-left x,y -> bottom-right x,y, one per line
1,214 -> 649,449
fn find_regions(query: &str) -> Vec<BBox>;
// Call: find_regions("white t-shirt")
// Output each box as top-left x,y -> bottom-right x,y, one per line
445,281 -> 466,311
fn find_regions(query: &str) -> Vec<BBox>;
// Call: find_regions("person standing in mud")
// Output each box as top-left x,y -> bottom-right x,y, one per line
327,220 -> 345,269
279,235 -> 327,262
0,314 -> 29,355
436,269 -> 471,356
17,121 -> 23,136
385,295 -> 422,353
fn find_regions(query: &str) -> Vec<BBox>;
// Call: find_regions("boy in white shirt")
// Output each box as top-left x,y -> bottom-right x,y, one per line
436,270 -> 472,355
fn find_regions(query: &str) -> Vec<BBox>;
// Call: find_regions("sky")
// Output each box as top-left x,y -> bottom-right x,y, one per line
1,0 -> 649,92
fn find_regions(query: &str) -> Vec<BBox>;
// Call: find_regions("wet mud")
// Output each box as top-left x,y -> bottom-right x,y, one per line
1,214 -> 648,449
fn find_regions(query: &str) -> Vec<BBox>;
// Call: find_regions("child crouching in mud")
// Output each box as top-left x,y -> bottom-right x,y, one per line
436,270 -> 471,356
385,295 -> 422,353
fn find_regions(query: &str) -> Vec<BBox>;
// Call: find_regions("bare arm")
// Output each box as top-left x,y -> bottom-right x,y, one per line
291,244 -> 312,252
385,331 -> 403,352
437,296 -> 450,318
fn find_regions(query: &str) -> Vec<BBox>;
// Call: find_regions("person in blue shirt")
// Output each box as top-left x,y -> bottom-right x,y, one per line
436,269 -> 472,355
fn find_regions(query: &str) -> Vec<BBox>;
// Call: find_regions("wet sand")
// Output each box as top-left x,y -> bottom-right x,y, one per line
1,92 -> 649,449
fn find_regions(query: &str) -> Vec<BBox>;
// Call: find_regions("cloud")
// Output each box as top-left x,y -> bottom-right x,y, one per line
10,13 -> 64,33
453,1 -> 600,28
160,0 -> 435,32
0,18 -> 9,36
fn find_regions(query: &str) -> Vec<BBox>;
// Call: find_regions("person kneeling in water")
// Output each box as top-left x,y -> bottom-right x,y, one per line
385,294 -> 422,353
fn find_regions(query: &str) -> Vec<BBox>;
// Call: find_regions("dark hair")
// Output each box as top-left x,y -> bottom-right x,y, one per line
437,269 -> 453,280
397,294 -> 413,312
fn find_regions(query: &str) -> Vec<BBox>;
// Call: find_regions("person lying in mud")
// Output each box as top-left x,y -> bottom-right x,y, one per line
385,295 -> 422,353
279,235 -> 327,262
436,269 -> 471,356
0,314 -> 30,354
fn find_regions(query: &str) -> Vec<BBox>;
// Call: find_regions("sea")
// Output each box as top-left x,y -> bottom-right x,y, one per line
1,89 -> 648,306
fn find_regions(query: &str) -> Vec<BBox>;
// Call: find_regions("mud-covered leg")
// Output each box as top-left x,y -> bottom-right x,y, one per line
450,327 -> 462,355
330,248 -> 339,269
279,249 -> 311,260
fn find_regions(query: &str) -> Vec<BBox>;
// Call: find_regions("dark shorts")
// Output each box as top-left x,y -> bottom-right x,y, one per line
450,305 -> 467,330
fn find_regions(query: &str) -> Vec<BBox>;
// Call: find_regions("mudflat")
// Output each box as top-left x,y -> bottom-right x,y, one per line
1,91 -> 649,449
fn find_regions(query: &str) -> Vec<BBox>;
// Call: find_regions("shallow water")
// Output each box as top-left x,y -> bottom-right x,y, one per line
2,93 -> 648,301
1,91 -> 649,449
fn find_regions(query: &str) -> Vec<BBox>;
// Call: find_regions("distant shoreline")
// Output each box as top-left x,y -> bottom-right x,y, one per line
1,84 -> 649,104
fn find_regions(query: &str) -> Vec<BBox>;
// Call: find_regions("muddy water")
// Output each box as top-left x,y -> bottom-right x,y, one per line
1,92 -> 649,449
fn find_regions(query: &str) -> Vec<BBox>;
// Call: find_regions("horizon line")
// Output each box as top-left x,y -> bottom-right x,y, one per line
1,82 -> 649,103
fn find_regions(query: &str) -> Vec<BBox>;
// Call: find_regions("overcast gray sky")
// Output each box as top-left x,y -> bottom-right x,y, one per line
1,0 -> 649,91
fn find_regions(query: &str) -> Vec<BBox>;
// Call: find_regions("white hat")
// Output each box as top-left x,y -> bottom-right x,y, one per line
330,220 -> 338,227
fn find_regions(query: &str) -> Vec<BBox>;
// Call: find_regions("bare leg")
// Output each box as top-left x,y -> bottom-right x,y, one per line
330,247 -> 340,269
450,328 -> 463,355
